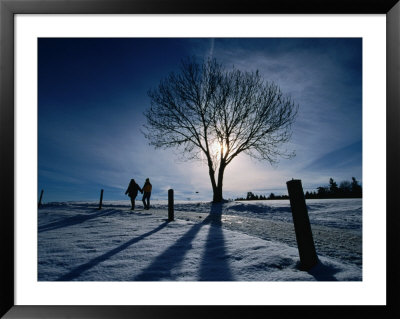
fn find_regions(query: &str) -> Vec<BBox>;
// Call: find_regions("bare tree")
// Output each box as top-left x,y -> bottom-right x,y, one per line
143,58 -> 298,202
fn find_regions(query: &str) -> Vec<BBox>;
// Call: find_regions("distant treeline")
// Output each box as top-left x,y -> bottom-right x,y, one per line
235,177 -> 362,201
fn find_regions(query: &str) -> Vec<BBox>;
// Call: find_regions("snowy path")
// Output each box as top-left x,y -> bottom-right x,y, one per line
38,202 -> 362,282
150,207 -> 362,267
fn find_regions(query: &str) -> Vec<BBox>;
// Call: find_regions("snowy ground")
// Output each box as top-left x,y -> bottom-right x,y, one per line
38,199 -> 362,281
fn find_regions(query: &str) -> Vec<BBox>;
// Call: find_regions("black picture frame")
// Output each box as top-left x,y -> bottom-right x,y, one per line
1,0 -> 399,318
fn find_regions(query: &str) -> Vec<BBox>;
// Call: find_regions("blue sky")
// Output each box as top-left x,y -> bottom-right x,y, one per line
38,38 -> 362,202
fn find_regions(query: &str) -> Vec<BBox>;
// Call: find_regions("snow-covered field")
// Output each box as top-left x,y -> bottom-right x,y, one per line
38,199 -> 362,281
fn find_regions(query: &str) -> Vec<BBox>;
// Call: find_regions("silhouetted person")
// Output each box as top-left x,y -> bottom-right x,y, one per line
142,178 -> 152,210
125,179 -> 143,210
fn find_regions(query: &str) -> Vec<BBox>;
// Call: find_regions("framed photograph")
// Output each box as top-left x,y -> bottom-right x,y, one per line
1,0 -> 399,318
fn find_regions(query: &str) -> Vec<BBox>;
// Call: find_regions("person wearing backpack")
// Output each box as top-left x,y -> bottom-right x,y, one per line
142,178 -> 152,210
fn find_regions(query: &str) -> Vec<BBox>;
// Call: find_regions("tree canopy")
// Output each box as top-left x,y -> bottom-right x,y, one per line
143,58 -> 298,202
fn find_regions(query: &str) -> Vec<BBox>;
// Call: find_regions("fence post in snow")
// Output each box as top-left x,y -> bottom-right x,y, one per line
38,189 -> 44,208
98,189 -> 104,210
168,189 -> 174,221
286,179 -> 318,270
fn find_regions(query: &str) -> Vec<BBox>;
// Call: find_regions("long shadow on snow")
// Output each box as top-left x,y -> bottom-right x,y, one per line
56,221 -> 169,281
198,204 -> 233,281
134,203 -> 234,281
38,208 -> 117,233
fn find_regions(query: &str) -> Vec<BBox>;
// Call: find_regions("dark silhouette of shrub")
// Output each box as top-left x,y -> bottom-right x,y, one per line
235,177 -> 362,201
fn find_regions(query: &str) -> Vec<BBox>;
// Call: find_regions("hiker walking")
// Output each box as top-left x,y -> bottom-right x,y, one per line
142,178 -> 152,210
125,179 -> 143,210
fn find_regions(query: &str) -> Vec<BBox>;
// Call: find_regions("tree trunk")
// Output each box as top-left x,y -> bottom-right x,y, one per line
207,164 -> 218,202
212,163 -> 226,202
213,186 -> 223,202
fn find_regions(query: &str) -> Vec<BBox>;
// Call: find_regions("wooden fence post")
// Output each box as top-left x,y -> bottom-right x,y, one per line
168,189 -> 174,221
38,189 -> 44,208
286,179 -> 318,270
99,189 -> 104,210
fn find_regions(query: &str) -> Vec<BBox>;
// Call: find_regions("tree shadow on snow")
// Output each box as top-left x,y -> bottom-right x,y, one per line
134,203 -> 233,281
56,221 -> 169,281
38,208 -> 117,233
198,204 -> 234,281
